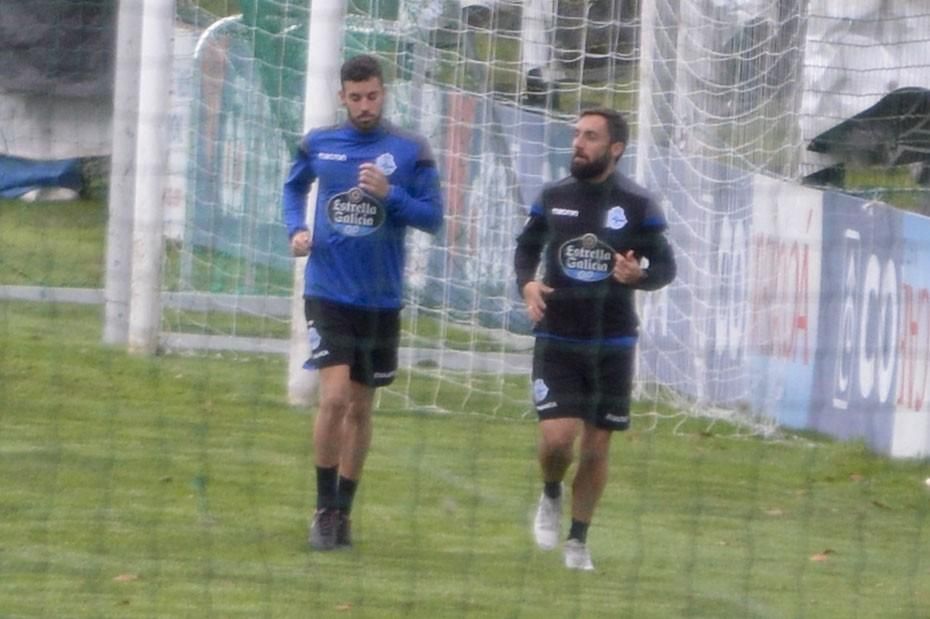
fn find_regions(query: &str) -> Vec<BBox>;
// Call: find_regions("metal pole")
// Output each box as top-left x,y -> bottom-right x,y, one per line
287,0 -> 347,405
128,0 -> 174,355
103,0 -> 144,345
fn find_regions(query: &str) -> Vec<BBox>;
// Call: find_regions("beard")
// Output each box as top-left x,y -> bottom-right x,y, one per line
570,149 -> 614,180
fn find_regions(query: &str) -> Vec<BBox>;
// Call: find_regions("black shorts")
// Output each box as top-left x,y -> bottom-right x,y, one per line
304,297 -> 401,387
531,338 -> 635,431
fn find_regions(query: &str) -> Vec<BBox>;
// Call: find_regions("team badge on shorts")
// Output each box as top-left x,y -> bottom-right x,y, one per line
307,325 -> 321,351
533,378 -> 549,402
305,324 -> 330,363
327,187 -> 385,237
558,233 -> 614,282
375,152 -> 397,176
606,206 -> 627,229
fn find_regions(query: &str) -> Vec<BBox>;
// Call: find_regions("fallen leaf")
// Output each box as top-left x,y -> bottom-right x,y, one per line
810,549 -> 834,562
113,573 -> 139,582
335,603 -> 353,611
765,508 -> 784,517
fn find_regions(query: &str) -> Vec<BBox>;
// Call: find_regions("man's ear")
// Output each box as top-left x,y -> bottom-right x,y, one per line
611,141 -> 625,161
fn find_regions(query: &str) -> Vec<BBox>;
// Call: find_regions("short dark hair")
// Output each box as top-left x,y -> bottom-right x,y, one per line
341,54 -> 384,85
579,107 -> 629,146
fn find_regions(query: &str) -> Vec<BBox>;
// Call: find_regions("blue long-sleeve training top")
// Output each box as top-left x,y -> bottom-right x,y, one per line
283,120 -> 443,309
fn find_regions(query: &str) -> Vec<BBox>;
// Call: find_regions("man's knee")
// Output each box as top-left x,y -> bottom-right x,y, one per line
344,400 -> 373,426
539,419 -> 578,455
578,427 -> 612,464
577,445 -> 609,467
318,391 -> 350,420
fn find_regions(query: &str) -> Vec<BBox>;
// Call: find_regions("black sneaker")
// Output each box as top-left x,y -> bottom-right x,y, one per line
336,512 -> 352,548
309,508 -> 339,550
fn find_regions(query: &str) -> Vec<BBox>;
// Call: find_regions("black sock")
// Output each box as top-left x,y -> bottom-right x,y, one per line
543,481 -> 562,499
336,476 -> 358,515
316,466 -> 338,510
568,519 -> 589,544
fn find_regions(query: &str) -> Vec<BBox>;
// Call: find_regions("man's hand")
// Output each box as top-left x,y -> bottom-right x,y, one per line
358,162 -> 390,200
613,250 -> 644,285
522,280 -> 554,323
290,230 -> 311,257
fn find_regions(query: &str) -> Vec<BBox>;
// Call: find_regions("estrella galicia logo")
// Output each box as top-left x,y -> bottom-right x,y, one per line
533,378 -> 549,402
559,233 -> 614,282
327,187 -> 385,237
375,152 -> 397,176
606,206 -> 627,230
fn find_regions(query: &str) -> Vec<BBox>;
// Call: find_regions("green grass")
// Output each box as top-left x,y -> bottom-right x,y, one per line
162,243 -> 293,297
161,307 -> 292,339
192,0 -> 241,17
844,166 -> 930,215
2,299 -> 930,618
0,199 -> 106,287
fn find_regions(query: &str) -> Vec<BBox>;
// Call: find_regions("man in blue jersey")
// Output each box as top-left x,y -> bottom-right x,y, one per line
283,54 -> 443,551
514,108 -> 676,570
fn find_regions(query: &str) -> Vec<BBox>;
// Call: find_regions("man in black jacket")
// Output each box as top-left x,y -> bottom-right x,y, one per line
514,107 -> 676,570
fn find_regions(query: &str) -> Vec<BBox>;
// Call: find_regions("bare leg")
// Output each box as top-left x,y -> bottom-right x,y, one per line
309,365 -> 363,549
338,380 -> 375,480
570,423 -> 612,523
313,365 -> 354,467
538,417 -> 581,483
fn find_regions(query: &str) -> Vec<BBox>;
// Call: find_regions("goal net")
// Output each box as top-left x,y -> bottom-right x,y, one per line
162,0 -> 646,419
159,0 -> 798,427
636,0 -> 930,438
634,0 -> 808,430
161,0 -> 930,435
8,1 -> 930,616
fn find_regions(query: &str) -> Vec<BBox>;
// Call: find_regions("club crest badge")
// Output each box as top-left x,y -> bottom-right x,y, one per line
375,152 -> 397,176
308,325 -> 321,351
533,379 -> 549,402
606,206 -> 627,230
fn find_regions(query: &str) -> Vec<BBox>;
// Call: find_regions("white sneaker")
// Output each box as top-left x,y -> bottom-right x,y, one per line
533,492 -> 562,550
563,538 -> 595,571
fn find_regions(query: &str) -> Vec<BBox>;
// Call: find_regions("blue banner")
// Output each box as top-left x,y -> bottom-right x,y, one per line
810,193 -> 902,448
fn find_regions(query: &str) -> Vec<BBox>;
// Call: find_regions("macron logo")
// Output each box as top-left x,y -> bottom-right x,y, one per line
552,208 -> 579,217
319,152 -> 347,161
